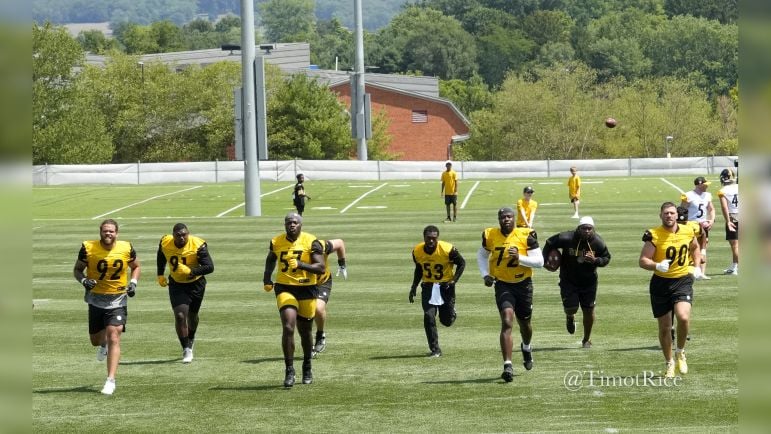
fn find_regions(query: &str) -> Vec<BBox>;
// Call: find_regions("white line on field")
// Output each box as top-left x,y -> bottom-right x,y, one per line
460,181 -> 480,209
216,184 -> 293,217
659,177 -> 684,194
340,182 -> 388,214
92,186 -> 202,220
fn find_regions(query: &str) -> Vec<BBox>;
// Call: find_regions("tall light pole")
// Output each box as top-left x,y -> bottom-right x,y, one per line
665,135 -> 673,159
352,0 -> 367,160
241,0 -> 261,216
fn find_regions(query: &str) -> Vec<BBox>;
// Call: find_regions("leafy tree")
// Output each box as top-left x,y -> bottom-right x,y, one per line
521,10 -> 574,46
439,74 -> 493,115
309,18 -> 354,70
33,22 -> 114,164
266,73 -> 352,159
360,108 -> 398,160
76,30 -> 118,54
476,24 -> 534,87
260,0 -> 315,43
664,0 -> 737,24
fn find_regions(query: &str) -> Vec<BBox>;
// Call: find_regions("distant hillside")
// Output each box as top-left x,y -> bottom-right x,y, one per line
33,0 -> 409,30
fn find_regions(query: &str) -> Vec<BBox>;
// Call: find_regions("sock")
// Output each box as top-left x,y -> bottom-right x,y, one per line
316,330 -> 324,340
188,329 -> 197,344
675,348 -> 684,354
522,343 -> 531,352
504,360 -> 512,366
106,377 -> 115,383
178,336 -> 190,349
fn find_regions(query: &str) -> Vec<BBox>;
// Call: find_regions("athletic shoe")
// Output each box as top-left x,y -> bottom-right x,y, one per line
724,267 -> 737,275
312,336 -> 326,357
444,217 -> 452,223
452,217 -> 457,222
283,366 -> 295,388
664,360 -> 676,379
302,361 -> 313,384
100,378 -> 115,395
675,351 -> 688,374
428,349 -> 442,358
571,213 -> 579,219
520,343 -> 533,370
582,339 -> 592,349
566,316 -> 575,335
501,363 -> 514,382
96,344 -> 108,362
700,274 -> 712,280
182,348 -> 193,363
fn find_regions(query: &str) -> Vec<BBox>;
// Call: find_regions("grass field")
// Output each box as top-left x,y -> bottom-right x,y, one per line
32,176 -> 738,433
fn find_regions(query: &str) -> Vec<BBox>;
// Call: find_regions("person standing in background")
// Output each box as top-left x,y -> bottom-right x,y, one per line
568,167 -> 581,218
680,176 -> 715,278
516,186 -> 537,228
441,161 -> 459,222
717,168 -> 739,275
293,174 -> 311,216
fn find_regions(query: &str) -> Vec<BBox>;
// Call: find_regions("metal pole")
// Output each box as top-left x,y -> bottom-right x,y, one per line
241,0 -> 261,216
354,0 -> 367,160
255,55 -> 269,160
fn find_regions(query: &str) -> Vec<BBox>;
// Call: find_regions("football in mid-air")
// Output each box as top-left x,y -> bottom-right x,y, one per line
544,249 -> 562,272
605,117 -> 617,128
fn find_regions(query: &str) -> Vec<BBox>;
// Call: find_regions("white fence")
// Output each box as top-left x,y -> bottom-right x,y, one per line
32,156 -> 738,185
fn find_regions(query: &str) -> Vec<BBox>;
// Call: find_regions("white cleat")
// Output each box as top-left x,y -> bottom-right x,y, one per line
101,379 -> 115,395
182,348 -> 193,363
96,345 -> 108,362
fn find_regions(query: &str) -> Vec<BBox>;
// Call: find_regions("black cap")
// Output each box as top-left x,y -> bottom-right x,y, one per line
693,176 -> 711,186
523,186 -> 534,194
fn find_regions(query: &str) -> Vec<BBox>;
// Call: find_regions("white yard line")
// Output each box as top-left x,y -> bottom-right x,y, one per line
460,180 -> 480,209
216,184 -> 294,217
659,177 -> 684,194
340,183 -> 388,214
91,186 -> 202,220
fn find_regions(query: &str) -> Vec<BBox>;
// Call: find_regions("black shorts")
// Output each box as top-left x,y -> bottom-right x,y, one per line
494,278 -> 533,320
559,280 -> 597,310
169,277 -> 206,312
649,274 -> 693,318
317,277 -> 332,303
88,304 -> 127,335
444,195 -> 457,205
725,221 -> 738,241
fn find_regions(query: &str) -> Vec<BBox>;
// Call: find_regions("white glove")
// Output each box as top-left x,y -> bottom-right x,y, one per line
336,266 -> 348,280
691,266 -> 704,280
655,259 -> 671,273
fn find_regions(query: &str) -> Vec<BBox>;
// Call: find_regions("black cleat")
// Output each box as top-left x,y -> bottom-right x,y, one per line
302,361 -> 313,384
501,363 -> 514,382
566,316 -> 575,335
428,349 -> 442,358
521,343 -> 533,370
283,366 -> 295,388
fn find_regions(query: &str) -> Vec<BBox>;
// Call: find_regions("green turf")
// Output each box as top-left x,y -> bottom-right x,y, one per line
33,176 -> 738,432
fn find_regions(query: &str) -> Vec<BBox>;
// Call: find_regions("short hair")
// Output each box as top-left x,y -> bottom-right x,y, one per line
296,173 -> 304,181
100,219 -> 119,232
423,225 -> 439,237
498,207 -> 515,219
172,223 -> 188,233
660,201 -> 677,212
285,212 -> 303,224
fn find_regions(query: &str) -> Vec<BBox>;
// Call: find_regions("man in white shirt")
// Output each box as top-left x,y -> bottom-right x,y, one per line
680,177 -> 715,278
717,169 -> 739,275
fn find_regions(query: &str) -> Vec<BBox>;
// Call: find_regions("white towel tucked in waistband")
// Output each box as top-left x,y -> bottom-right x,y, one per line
428,282 -> 444,306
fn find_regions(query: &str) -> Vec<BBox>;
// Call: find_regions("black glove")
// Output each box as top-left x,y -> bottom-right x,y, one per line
126,281 -> 137,297
483,275 -> 495,287
408,288 -> 416,303
81,277 -> 97,290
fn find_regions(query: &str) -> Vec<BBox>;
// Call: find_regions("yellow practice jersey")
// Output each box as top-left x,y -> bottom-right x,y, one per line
516,198 -> 537,227
412,240 -> 456,283
317,240 -> 333,285
482,227 -> 538,283
271,232 -> 322,286
642,225 -> 695,278
568,175 -> 581,198
158,234 -> 206,283
78,240 -> 136,295
441,170 -> 458,195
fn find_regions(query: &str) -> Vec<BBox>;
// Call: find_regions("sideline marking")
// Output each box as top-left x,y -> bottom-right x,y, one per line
340,183 -> 388,214
216,184 -> 293,217
460,181 -> 480,209
660,178 -> 684,194
92,186 -> 202,219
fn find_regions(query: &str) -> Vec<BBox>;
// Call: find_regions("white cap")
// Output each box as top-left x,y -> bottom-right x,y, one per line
445,160 -> 452,165
578,216 -> 594,227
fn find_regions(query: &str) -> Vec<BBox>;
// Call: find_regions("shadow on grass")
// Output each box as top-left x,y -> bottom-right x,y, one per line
607,346 -> 660,352
369,354 -> 430,360
33,385 -> 95,394
209,384 -> 288,392
422,377 -> 502,385
120,358 -> 178,365
242,357 -> 284,364
533,346 -> 577,352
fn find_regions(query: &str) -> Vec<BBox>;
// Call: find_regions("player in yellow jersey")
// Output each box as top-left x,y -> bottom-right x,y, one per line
516,186 -> 537,228
73,219 -> 141,395
477,207 -> 544,382
263,212 -> 325,387
441,161 -> 459,222
156,223 -> 214,363
409,225 -> 466,357
568,166 -> 581,218
312,238 -> 347,357
639,202 -> 703,378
